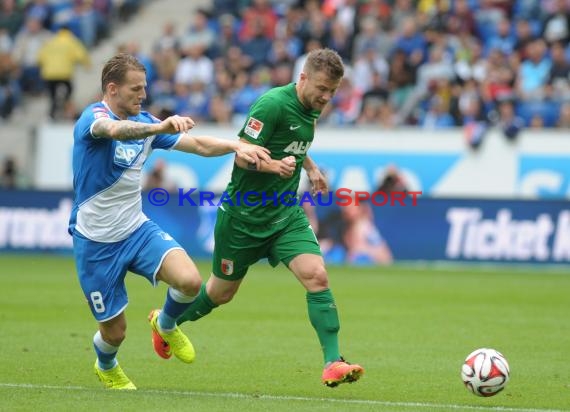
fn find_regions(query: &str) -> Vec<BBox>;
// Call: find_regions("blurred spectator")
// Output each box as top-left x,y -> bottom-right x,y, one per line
238,0 -> 278,42
545,40 -> 570,101
485,16 -> 516,56
512,18 -> 538,61
153,21 -> 179,53
174,42 -> 214,87
239,18 -> 272,68
209,13 -> 238,60
448,0 -> 477,36
362,70 -> 389,106
541,0 -> 570,43
397,43 -> 455,124
495,99 -> 525,141
179,8 -> 215,57
480,48 -> 516,105
515,38 -> 551,101
352,15 -> 392,62
1,156 -> 18,188
0,27 -> 12,53
351,44 -> 388,94
387,48 -> 416,110
326,75 -> 362,125
557,102 -> 570,127
0,0 -> 24,38
270,61 -> 293,86
326,18 -> 352,63
66,0 -> 105,48
292,38 -> 322,82
230,67 -> 271,121
0,51 -> 20,119
377,164 -> 409,194
208,93 -> 232,124
391,15 -> 427,68
529,113 -> 545,128
38,25 -> 90,120
24,0 -> 53,30
391,0 -> 416,30
11,17 -> 52,94
420,95 -> 455,129
357,97 -> 383,125
341,201 -> 393,265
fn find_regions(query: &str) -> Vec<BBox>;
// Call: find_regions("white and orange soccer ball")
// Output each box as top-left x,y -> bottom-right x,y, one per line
461,348 -> 510,397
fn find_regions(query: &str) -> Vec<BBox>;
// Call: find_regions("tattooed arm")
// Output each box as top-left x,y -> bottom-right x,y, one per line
92,115 -> 195,141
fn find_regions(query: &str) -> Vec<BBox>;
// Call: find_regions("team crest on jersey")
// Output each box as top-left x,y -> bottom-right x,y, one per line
114,141 -> 144,167
221,258 -> 234,276
244,117 -> 263,139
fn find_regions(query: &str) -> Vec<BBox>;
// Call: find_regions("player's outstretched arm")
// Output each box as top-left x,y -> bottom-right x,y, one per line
175,135 -> 271,167
235,153 -> 296,178
303,155 -> 329,195
92,115 -> 195,141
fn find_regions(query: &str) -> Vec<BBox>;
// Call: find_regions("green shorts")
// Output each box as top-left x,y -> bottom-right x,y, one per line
212,206 -> 322,280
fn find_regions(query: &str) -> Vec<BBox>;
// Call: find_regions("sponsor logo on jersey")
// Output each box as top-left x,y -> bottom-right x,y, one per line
283,141 -> 312,155
159,231 -> 173,241
244,117 -> 263,139
289,125 -> 301,130
221,258 -> 234,275
114,142 -> 144,167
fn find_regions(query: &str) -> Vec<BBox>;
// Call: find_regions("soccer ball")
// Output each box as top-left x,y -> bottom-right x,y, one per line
461,348 -> 510,397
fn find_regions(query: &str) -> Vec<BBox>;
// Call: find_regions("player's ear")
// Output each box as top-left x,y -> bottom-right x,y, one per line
107,82 -> 119,96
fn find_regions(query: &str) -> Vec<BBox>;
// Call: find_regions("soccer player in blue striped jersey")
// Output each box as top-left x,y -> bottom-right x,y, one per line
69,53 -> 270,389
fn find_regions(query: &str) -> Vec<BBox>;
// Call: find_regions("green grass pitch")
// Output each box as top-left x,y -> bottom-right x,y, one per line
0,254 -> 569,411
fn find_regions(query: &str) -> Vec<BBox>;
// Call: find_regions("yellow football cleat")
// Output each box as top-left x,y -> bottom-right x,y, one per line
94,360 -> 136,390
148,309 -> 195,363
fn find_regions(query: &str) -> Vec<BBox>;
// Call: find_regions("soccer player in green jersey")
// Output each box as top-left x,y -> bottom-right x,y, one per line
151,48 -> 364,387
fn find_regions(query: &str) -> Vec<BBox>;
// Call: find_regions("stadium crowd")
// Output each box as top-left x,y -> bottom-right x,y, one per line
1,0 -> 570,131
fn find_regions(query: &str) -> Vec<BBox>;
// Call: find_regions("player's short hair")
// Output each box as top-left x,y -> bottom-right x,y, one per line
304,48 -> 344,80
101,53 -> 146,92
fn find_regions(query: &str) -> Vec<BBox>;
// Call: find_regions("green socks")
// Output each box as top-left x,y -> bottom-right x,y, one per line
307,289 -> 341,364
176,283 -> 218,325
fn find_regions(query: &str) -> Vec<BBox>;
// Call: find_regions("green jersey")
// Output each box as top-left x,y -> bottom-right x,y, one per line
223,83 -> 320,225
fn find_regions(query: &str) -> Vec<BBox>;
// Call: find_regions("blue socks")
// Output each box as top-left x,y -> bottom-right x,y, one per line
158,287 -> 196,331
93,330 -> 118,370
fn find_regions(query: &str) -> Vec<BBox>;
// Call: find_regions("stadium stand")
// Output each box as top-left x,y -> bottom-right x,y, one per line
1,0 -> 570,188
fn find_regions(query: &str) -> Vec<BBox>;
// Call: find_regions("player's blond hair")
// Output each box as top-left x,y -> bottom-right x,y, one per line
304,48 -> 344,80
101,53 -> 146,92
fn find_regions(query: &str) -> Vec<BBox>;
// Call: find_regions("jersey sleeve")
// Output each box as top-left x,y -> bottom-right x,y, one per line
238,94 -> 280,146
78,105 -> 111,140
146,112 -> 182,150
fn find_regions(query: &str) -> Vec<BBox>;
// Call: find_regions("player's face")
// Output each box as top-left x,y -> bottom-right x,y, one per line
114,70 -> 147,117
298,71 -> 341,111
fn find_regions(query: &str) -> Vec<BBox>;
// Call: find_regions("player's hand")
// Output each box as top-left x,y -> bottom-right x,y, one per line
279,155 -> 296,178
235,141 -> 271,169
159,115 -> 196,134
306,167 -> 329,195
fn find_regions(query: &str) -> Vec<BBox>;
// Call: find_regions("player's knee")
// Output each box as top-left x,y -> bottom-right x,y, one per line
210,288 -> 236,305
101,327 -> 126,346
176,273 -> 202,297
309,265 -> 329,290
167,264 -> 202,296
